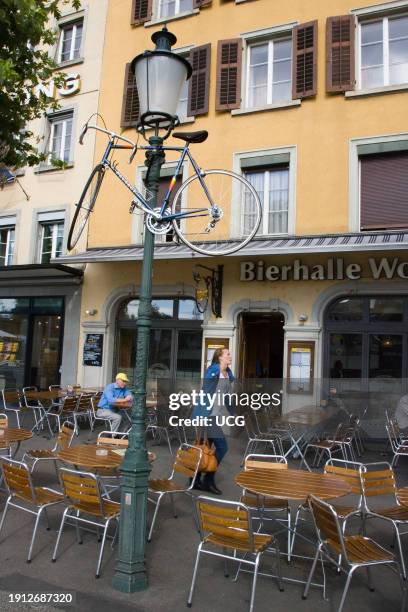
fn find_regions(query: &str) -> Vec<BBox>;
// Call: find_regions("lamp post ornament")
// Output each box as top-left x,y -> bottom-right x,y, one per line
112,27 -> 191,593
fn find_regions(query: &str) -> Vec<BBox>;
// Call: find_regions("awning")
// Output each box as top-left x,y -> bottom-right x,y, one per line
0,264 -> 83,284
55,230 -> 408,264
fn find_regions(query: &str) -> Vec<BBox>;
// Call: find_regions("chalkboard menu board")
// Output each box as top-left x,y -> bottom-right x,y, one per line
83,334 -> 104,367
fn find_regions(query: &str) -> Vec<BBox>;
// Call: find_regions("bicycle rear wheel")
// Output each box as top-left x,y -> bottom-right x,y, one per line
67,164 -> 105,250
171,169 -> 261,256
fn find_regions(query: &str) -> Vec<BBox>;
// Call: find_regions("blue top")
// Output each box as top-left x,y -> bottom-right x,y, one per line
191,363 -> 235,420
98,382 -> 132,412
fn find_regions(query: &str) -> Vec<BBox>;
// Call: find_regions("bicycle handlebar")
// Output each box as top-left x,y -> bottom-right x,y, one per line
79,123 -> 137,163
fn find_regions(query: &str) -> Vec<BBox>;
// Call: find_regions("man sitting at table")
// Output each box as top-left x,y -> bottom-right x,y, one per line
97,373 -> 133,432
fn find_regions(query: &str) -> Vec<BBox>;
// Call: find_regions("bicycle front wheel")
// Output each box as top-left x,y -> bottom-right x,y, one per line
67,163 -> 105,250
171,169 -> 261,256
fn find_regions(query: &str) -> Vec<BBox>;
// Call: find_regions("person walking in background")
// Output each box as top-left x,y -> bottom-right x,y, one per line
192,347 -> 235,495
97,372 -> 133,432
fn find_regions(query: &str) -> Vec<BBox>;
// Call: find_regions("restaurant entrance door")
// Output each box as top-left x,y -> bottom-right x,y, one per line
238,311 -> 285,379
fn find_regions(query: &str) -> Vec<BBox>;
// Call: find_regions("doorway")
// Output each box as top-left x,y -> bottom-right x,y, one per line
238,311 -> 285,379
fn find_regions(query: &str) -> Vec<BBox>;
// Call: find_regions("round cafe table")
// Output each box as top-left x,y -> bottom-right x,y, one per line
235,467 -> 351,501
58,444 -> 155,470
0,427 -> 33,457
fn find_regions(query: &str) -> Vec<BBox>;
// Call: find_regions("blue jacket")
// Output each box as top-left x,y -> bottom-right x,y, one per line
192,363 -> 235,419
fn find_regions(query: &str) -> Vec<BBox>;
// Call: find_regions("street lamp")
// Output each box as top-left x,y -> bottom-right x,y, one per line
112,27 -> 191,594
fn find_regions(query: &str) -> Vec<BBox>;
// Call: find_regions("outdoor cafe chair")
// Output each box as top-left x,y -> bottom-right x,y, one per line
359,462 -> 408,579
300,422 -> 345,468
147,443 -> 202,542
0,457 -> 63,562
241,412 -> 282,465
146,404 -> 173,455
303,494 -> 405,612
240,453 -> 291,562
387,421 -> 408,466
70,392 -> 93,434
47,395 -> 78,432
22,421 -> 75,477
290,458 -> 363,558
52,467 -> 120,578
22,386 -> 53,436
187,496 -> 283,612
96,430 -> 129,498
90,394 -> 112,431
2,389 -> 24,428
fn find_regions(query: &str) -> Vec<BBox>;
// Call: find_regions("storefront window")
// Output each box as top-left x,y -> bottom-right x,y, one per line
369,334 -> 403,378
327,298 -> 363,322
116,297 -> 203,385
369,298 -> 403,322
329,333 -> 362,378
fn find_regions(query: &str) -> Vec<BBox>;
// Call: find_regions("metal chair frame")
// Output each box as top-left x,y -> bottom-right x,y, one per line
22,386 -> 53,436
96,430 -> 129,498
90,395 -> 113,432
359,461 -> 408,580
22,421 -> 75,476
146,405 -> 173,455
2,389 -> 24,428
387,421 -> 408,467
300,422 -> 345,469
147,443 -> 202,541
303,494 -> 405,612
52,467 -> 120,578
187,496 -> 284,612
0,457 -> 63,562
241,412 -> 282,465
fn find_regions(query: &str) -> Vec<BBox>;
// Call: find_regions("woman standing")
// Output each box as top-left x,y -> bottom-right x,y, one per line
192,347 -> 235,495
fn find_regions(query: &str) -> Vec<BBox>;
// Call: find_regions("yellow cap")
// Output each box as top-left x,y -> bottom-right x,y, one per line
116,372 -> 129,383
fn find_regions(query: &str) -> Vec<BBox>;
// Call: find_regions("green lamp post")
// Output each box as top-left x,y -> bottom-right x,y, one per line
112,28 -> 192,593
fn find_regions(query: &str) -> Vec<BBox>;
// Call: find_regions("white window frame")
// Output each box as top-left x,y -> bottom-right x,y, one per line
38,221 -> 65,263
246,37 -> 292,108
349,132 -> 408,231
0,226 -> 15,266
156,0 -> 194,20
174,45 -> 195,124
232,146 -> 297,238
357,12 -> 408,89
58,19 -> 84,64
47,112 -> 74,165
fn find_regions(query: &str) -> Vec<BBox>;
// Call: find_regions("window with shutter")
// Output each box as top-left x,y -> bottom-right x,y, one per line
326,15 -> 355,92
216,39 -> 242,110
194,0 -> 212,7
292,20 -> 318,99
120,64 -> 140,128
360,151 -> 408,230
131,0 -> 153,25
188,44 -> 211,116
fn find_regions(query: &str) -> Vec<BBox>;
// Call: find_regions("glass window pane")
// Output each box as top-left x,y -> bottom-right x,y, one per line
329,333 -> 362,378
327,298 -> 364,322
178,299 -> 203,320
274,39 -> 291,60
180,0 -> 193,11
273,58 -> 291,82
389,62 -> 408,84
361,66 -> 384,88
61,26 -> 73,61
369,334 -> 402,378
119,300 -> 139,320
361,21 -> 383,44
148,329 -> 172,377
369,298 -> 403,322
250,44 -> 268,65
361,43 -> 383,67
272,81 -> 291,103
0,311 -> 28,389
151,299 -> 174,319
0,299 -> 29,314
159,0 -> 176,18
32,298 -> 64,314
176,330 -> 202,379
248,86 -> 267,107
73,23 -> 83,58
389,16 -> 408,40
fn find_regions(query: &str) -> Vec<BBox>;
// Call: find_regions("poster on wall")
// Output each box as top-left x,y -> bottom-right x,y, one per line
204,338 -> 230,370
287,341 -> 315,394
83,334 -> 104,367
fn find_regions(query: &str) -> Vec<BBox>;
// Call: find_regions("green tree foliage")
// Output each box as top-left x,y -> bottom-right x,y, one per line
0,0 -> 81,169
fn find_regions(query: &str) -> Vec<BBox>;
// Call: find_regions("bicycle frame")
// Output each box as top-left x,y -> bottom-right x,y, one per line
101,139 -> 211,222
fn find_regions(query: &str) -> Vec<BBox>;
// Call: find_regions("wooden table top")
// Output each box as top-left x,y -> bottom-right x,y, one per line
25,389 -> 102,401
0,427 -> 33,445
235,467 -> 351,501
272,406 -> 340,427
58,444 -> 155,469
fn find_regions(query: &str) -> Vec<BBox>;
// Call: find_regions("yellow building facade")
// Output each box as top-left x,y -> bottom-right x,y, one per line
59,0 -> 408,432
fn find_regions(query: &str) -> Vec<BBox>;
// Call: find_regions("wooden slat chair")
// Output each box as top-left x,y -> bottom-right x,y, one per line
22,422 -> 75,476
300,422 -> 345,468
52,467 -> 120,578
0,457 -> 63,562
147,443 -> 202,541
241,454 -> 292,561
389,417 -> 408,447
0,413 -> 11,459
72,393 -> 93,434
48,395 -> 79,432
187,496 -> 284,612
2,389 -> 24,428
303,495 -> 405,612
291,458 -> 364,558
96,431 -> 129,498
360,462 -> 408,579
386,422 -> 408,467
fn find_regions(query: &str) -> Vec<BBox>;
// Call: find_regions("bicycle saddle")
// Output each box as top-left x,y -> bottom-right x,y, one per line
172,130 -> 208,144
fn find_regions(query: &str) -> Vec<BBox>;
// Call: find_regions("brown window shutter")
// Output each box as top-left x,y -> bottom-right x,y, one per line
326,15 -> 355,93
194,0 -> 212,7
360,152 -> 408,230
292,20 -> 318,99
188,44 -> 211,116
131,0 -> 152,25
215,38 -> 242,111
120,63 -> 140,128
